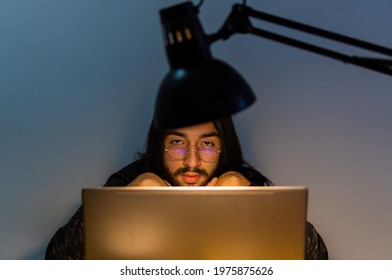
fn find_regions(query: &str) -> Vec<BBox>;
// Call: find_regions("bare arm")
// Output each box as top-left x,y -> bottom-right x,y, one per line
213,171 -> 251,186
127,172 -> 170,187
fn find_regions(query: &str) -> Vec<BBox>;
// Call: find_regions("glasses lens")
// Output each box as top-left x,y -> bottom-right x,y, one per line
198,147 -> 219,162
167,147 -> 187,160
166,146 -> 220,162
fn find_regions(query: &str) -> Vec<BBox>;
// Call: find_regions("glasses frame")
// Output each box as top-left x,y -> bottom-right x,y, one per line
164,145 -> 221,162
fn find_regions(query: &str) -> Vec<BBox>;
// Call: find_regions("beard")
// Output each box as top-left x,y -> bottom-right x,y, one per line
164,167 -> 212,186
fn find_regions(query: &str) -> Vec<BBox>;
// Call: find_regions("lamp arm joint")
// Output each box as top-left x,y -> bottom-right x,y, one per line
207,3 -> 253,44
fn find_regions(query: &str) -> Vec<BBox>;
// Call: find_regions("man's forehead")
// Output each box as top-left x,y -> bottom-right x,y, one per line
164,122 -> 220,139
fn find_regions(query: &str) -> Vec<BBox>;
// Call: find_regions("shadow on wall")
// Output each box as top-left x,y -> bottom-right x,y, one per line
22,249 -> 45,260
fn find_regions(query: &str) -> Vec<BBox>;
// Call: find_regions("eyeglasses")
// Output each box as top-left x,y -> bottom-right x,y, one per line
164,146 -> 221,162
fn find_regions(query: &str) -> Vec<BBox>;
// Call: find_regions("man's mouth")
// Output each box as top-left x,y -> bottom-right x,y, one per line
182,172 -> 201,184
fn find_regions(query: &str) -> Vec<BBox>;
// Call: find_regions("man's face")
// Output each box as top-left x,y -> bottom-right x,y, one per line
162,121 -> 221,186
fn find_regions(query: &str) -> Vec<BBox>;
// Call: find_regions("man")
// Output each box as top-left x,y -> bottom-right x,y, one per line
45,117 -> 328,259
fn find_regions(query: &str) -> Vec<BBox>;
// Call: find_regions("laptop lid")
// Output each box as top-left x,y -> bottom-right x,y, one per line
83,186 -> 307,260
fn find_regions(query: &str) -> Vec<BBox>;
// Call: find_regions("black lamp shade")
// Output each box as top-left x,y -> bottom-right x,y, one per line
160,1 -> 212,69
153,59 -> 256,129
154,1 -> 256,129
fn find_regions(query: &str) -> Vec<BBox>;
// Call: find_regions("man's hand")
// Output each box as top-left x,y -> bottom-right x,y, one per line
206,177 -> 218,186
127,172 -> 170,187
214,171 -> 250,186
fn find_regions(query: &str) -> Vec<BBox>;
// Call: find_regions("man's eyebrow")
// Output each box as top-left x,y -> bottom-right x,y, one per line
164,131 -> 187,138
164,131 -> 220,138
200,132 -> 220,138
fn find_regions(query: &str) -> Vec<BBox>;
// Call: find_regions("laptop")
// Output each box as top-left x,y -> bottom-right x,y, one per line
82,186 -> 307,260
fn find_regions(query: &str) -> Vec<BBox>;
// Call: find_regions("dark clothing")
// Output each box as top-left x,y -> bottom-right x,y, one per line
45,159 -> 328,260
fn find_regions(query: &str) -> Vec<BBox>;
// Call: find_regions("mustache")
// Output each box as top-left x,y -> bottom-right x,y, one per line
173,167 -> 208,177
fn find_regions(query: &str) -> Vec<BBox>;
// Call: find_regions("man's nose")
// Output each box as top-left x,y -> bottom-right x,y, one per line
183,149 -> 201,168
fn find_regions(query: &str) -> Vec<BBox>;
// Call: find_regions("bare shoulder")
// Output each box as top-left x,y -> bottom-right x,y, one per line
127,172 -> 170,187
216,171 -> 251,186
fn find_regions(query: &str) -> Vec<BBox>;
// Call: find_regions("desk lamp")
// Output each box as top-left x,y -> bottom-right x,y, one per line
154,1 -> 392,129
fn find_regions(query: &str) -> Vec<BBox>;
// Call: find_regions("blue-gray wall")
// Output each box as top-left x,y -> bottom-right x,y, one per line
1,0 -> 391,259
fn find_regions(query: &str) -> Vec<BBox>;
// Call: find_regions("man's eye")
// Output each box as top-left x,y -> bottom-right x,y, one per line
170,139 -> 183,145
202,141 -> 215,147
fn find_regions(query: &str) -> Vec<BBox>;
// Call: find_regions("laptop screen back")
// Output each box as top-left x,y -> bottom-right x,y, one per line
83,186 -> 307,260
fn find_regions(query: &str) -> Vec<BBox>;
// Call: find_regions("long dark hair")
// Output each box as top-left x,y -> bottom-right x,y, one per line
138,117 -> 272,186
